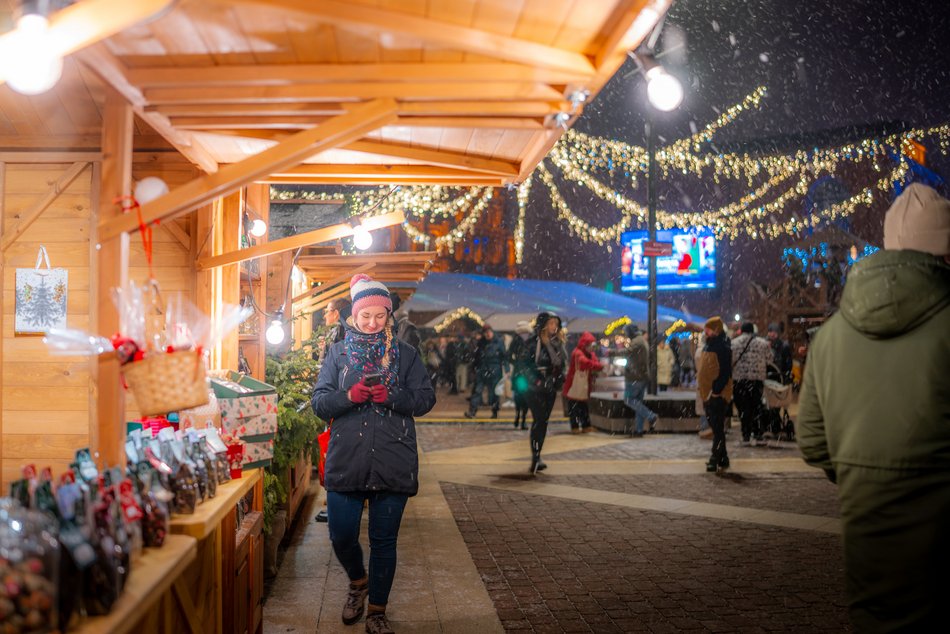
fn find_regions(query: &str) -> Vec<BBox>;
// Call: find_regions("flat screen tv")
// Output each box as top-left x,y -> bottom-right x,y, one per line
620,227 -> 716,291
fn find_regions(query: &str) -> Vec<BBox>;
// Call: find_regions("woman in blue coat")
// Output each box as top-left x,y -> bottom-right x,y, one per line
312,274 -> 435,634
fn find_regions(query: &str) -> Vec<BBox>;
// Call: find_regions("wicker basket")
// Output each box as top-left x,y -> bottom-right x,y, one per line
122,349 -> 209,416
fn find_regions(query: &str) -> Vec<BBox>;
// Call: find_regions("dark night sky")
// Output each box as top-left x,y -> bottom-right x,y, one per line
519,0 -> 950,316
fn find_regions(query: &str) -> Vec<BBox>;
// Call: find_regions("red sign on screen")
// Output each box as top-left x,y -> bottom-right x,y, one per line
642,241 -> 673,257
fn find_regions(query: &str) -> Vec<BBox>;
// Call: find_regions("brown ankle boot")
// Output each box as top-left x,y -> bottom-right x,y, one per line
342,581 -> 368,625
365,611 -> 394,633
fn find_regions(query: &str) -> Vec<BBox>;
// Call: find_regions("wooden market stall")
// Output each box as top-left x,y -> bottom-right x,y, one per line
0,0 -> 671,631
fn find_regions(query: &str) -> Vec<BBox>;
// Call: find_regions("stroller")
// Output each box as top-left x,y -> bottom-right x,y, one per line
763,363 -> 795,441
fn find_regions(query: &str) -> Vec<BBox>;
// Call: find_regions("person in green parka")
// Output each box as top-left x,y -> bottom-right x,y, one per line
797,183 -> 950,633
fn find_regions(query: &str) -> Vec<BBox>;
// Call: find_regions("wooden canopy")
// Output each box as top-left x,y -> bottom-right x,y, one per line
0,0 -> 670,188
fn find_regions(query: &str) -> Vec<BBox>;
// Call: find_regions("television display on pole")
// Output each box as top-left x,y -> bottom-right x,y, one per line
620,227 -> 717,291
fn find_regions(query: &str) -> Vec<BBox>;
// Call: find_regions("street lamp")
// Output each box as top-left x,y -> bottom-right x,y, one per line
637,53 -> 684,395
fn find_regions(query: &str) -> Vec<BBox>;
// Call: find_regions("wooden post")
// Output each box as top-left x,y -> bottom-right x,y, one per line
219,192 -> 241,372
0,161 -> 5,481
93,88 -> 132,467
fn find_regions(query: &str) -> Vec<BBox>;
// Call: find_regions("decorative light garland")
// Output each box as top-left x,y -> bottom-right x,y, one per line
434,307 -> 484,333
514,177 -> 532,264
604,316 -> 632,336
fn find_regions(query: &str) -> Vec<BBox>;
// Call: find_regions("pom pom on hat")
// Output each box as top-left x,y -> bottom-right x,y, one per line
350,273 -> 392,316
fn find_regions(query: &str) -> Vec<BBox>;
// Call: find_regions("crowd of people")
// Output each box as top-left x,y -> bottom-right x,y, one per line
306,183 -> 949,633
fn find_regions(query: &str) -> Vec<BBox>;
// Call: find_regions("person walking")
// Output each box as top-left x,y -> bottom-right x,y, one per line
766,322 -> 793,435
465,325 -> 508,418
507,321 -> 532,429
317,298 -> 351,366
520,312 -> 567,474
610,323 -> 658,437
563,331 -> 604,433
731,322 -> 771,445
656,339 -> 675,391
697,316 -> 733,472
311,273 -> 436,634
797,183 -> 950,632
389,292 -> 421,353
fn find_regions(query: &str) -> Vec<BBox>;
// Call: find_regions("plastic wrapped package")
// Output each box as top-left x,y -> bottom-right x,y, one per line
0,500 -> 60,633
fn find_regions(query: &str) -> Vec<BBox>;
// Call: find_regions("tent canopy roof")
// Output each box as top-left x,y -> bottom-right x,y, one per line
406,273 -> 703,333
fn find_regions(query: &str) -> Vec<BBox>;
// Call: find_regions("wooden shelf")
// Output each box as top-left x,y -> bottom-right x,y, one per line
170,468 -> 261,540
239,334 -> 261,341
73,534 -> 198,634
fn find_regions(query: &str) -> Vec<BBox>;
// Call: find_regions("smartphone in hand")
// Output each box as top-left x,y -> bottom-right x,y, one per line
363,373 -> 383,387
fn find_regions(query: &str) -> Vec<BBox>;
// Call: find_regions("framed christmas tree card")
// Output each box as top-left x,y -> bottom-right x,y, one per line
15,245 -> 68,336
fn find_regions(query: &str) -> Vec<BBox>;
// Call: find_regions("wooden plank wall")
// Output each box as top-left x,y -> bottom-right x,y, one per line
0,154 -> 200,486
1,162 -> 95,484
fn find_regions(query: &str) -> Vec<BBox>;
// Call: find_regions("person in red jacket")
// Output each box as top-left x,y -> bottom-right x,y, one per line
563,332 -> 604,434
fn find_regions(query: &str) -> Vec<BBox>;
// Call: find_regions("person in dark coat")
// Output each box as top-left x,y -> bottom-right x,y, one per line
316,297 -> 351,366
697,316 -> 733,472
389,291 -> 421,353
311,273 -> 435,633
562,331 -> 604,433
520,312 -> 568,474
507,321 -> 532,429
465,325 -> 509,418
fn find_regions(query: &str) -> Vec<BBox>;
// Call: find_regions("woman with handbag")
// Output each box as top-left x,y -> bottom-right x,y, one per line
311,274 -> 436,634
563,332 -> 604,434
520,311 -> 568,474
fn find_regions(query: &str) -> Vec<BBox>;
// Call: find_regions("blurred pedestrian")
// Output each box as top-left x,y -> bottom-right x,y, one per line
697,316 -> 733,472
520,312 -> 567,474
797,183 -> 950,632
656,339 -> 675,391
465,325 -> 508,418
609,323 -> 658,437
508,321 -> 532,429
389,291 -> 420,353
731,322 -> 771,445
563,331 -> 604,433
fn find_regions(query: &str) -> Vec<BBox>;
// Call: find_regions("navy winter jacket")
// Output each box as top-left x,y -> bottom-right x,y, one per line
311,340 -> 436,497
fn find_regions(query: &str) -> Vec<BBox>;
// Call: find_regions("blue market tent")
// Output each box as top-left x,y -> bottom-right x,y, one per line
403,273 -> 703,333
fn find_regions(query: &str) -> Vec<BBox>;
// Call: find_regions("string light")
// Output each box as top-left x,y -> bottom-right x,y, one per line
515,177 -> 532,264
604,316 -> 632,336
433,307 -> 484,333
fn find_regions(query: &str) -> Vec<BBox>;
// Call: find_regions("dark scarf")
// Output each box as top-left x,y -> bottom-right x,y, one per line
344,325 -> 400,389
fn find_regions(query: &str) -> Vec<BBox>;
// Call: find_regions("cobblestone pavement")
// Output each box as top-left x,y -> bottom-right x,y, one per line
442,482 -> 850,633
546,473 -> 840,518
417,421 -> 570,452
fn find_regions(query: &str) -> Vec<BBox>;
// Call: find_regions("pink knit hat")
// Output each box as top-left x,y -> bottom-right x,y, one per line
350,273 -> 393,316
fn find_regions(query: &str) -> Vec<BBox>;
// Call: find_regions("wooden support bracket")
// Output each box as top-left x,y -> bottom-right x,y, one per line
195,210 -> 405,271
98,98 -> 399,241
0,162 -> 88,252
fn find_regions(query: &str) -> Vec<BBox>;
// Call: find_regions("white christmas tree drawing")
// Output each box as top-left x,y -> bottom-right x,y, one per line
17,275 -> 66,331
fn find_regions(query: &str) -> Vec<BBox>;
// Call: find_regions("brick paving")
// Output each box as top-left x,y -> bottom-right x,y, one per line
416,421 -> 571,452
547,474 -> 840,518
441,482 -> 851,633
544,433 -> 803,462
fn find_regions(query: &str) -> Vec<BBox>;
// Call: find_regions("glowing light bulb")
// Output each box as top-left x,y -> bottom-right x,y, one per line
249,218 -> 267,237
734,314 -> 742,322
352,225 -> 373,251
265,319 -> 285,345
5,15 -> 63,95
645,67 -> 684,112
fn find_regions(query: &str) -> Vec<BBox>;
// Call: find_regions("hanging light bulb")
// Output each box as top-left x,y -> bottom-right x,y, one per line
265,316 -> 286,345
5,10 -> 63,95
645,66 -> 684,112
249,218 -> 268,238
352,224 -> 373,251
133,177 -> 169,204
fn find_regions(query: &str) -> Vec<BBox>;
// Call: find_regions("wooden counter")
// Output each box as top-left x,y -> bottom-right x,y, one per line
169,468 -> 264,634
74,534 -> 198,634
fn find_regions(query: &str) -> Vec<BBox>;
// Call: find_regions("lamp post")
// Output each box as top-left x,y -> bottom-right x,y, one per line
641,59 -> 683,395
646,119 -> 658,395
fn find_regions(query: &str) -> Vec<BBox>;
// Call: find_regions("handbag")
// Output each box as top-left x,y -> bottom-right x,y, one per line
566,365 -> 590,401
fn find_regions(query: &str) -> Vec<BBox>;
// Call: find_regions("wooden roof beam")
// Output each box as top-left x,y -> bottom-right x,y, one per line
291,262 -> 374,304
595,0 -> 671,72
264,176 -> 505,186
343,140 -> 519,177
196,210 -> 406,271
126,63 -> 593,87
227,0 -> 596,76
151,101 -> 569,118
98,98 -> 398,241
144,82 -> 564,104
77,45 -> 219,174
171,116 -> 543,130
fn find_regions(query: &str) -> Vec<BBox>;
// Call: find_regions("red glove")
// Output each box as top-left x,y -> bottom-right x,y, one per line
348,381 -> 372,403
371,384 -> 389,403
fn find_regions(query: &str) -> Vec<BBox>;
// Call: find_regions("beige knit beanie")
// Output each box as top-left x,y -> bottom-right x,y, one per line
883,183 -> 950,255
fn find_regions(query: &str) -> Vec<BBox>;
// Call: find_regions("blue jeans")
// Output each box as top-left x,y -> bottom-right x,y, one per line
624,380 -> 657,433
327,491 -> 409,607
